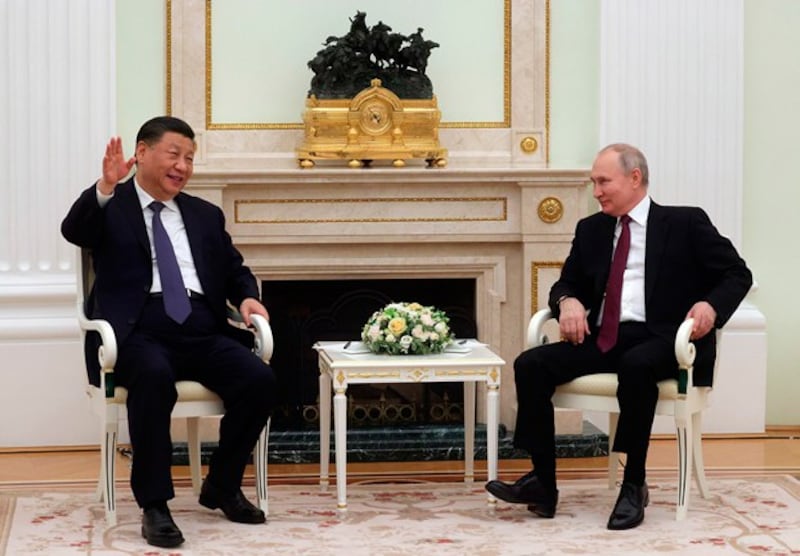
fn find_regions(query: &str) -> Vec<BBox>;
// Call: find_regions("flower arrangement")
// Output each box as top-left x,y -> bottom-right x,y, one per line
361,301 -> 454,355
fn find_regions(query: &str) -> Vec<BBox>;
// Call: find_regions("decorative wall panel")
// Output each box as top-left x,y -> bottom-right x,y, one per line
600,0 -> 744,246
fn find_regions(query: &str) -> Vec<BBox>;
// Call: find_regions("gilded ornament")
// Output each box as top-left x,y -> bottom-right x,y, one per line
537,196 -> 563,223
520,136 -> 538,154
297,13 -> 447,168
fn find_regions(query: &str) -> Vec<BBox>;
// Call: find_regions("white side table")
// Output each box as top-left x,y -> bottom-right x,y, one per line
314,340 -> 504,509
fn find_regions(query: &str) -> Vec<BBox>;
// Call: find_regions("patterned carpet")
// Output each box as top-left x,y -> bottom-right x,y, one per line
1,475 -> 799,555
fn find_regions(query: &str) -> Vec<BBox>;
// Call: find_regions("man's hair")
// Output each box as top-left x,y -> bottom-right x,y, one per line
135,116 -> 195,146
600,143 -> 649,186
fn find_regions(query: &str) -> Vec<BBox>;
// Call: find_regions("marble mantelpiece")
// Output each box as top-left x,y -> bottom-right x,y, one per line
185,165 -> 592,433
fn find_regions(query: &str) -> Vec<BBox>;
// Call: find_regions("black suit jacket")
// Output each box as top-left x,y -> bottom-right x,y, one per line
62,179 -> 259,385
549,201 -> 752,386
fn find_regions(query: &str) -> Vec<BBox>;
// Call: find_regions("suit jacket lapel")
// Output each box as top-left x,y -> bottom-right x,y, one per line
117,179 -> 151,255
175,194 -> 206,283
645,202 -> 669,305
598,214 -> 616,282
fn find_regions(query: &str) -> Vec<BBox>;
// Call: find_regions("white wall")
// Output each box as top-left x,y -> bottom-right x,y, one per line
0,0 -> 116,447
743,0 -> 800,426
1,0 -> 796,449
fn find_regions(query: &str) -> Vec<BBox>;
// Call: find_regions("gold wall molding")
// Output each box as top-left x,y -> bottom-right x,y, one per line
166,0 -> 173,114
202,0 -> 515,130
530,261 -> 562,314
544,0 -> 550,163
163,0 -> 549,131
165,0 -> 551,169
235,196 -> 508,225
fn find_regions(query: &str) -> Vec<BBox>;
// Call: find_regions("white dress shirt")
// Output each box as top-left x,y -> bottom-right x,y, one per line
96,180 -> 204,294
598,196 -> 650,325
620,196 -> 649,322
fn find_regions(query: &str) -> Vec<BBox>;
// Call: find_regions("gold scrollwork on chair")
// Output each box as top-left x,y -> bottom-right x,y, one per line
537,196 -> 563,223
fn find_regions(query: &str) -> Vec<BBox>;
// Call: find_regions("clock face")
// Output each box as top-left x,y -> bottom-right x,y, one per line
359,100 -> 392,136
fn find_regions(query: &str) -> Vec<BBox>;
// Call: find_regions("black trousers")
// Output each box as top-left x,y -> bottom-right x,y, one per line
512,322 -> 678,483
115,296 -> 277,508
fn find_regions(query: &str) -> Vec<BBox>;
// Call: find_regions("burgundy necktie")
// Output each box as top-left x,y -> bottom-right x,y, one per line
150,202 -> 191,324
596,214 -> 631,353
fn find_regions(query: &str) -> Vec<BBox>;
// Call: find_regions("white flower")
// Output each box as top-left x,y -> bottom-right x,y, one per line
368,324 -> 382,341
361,301 -> 455,355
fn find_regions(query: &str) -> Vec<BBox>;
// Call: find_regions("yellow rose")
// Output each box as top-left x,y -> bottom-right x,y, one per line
387,317 -> 407,336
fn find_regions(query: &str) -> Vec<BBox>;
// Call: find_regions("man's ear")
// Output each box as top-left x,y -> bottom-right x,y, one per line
134,141 -> 148,163
630,167 -> 643,187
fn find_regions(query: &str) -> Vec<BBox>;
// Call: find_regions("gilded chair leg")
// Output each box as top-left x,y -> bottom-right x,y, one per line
463,382 -> 476,483
187,417 -> 202,496
675,417 -> 691,521
692,411 -> 710,499
254,418 -> 270,514
607,412 -> 620,489
101,425 -> 118,525
319,371 -> 331,492
95,459 -> 105,502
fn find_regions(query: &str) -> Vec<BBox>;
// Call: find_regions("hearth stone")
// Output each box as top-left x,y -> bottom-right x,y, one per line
169,422 -> 608,465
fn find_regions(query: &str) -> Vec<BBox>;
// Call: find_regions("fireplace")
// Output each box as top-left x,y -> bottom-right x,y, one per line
262,278 -> 477,430
181,165 -> 593,457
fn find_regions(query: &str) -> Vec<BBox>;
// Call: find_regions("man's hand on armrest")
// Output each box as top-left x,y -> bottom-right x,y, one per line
557,297 -> 591,345
238,297 -> 270,328
685,301 -> 717,340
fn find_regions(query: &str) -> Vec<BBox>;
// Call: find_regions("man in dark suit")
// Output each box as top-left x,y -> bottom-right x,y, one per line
62,116 -> 276,548
486,143 -> 752,529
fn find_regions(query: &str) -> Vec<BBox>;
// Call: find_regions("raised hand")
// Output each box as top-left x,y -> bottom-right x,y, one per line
97,137 -> 135,195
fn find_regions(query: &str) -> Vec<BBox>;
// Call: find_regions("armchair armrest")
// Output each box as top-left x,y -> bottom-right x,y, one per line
526,308 -> 554,349
674,318 -> 696,395
76,305 -> 118,373
526,309 -> 698,395
249,313 -> 274,363
77,304 -> 118,398
226,306 -> 274,363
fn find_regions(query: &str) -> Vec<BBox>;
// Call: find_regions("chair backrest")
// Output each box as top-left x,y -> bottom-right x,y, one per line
76,248 -> 93,317
75,247 -> 116,390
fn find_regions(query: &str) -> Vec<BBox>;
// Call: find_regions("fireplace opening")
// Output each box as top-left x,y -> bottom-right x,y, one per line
262,278 -> 477,430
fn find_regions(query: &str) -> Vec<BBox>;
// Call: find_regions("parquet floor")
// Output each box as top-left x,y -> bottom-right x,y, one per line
2,430 -> 799,486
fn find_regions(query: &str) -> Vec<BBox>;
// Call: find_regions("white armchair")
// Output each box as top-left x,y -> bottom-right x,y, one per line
75,249 -> 273,525
526,308 -> 717,520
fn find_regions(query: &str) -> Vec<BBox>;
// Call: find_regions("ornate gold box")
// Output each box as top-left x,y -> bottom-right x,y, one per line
296,79 -> 447,169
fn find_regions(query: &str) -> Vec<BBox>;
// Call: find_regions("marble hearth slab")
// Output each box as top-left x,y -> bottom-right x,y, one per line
169,422 -> 608,465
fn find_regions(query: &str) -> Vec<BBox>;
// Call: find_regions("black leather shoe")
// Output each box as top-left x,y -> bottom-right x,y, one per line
607,482 -> 649,530
141,506 -> 184,548
485,471 -> 558,518
199,479 -> 266,524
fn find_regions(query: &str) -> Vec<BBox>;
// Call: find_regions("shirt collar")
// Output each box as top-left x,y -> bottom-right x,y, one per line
134,178 -> 179,213
626,195 -> 651,227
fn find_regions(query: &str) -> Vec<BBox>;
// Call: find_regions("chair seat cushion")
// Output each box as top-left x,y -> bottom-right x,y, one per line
555,373 -> 678,400
107,381 -> 222,403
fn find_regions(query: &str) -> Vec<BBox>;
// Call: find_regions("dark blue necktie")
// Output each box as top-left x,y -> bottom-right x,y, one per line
150,201 -> 191,324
